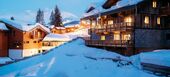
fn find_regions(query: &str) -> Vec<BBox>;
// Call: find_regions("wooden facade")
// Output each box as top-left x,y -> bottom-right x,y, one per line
0,19 -> 49,59
51,27 -> 66,34
0,30 -> 8,57
82,0 -> 170,56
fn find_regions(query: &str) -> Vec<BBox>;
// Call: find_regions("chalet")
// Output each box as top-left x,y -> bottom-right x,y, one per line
0,19 -> 50,59
42,33 -> 70,51
64,21 -> 79,32
51,26 -> 66,34
0,23 -> 8,57
81,0 -> 170,56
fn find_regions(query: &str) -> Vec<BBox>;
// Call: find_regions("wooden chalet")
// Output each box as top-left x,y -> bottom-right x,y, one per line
81,0 -> 170,56
0,19 -> 50,59
0,23 -> 8,57
51,26 -> 66,34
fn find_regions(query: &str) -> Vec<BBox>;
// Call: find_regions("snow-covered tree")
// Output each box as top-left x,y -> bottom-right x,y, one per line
54,5 -> 63,27
36,9 -> 45,25
49,11 -> 55,25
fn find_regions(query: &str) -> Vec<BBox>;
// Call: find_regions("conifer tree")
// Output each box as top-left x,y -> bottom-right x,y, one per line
36,9 -> 45,25
54,5 -> 63,27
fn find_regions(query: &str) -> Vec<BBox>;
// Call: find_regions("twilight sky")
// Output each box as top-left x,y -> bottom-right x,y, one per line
0,0 -> 104,23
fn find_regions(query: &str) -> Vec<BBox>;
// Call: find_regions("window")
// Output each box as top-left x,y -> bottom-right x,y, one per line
122,34 -> 131,40
101,36 -> 105,41
114,32 -> 120,40
157,17 -> 161,25
153,1 -> 157,8
124,16 -> 132,26
26,41 -> 29,43
108,20 -> 113,25
33,41 -> 37,43
144,16 -> 150,24
38,31 -> 41,38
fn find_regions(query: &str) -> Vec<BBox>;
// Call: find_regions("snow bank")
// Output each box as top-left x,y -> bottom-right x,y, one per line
140,50 -> 170,67
0,57 -> 12,64
0,23 -> 8,30
0,39 -> 157,77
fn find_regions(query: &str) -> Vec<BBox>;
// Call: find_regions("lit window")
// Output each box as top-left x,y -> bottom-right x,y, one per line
153,1 -> 157,8
38,31 -> 41,38
122,34 -> 131,40
101,36 -> 105,41
108,20 -> 113,25
144,16 -> 150,24
124,16 -> 132,26
157,17 -> 161,25
114,32 -> 120,40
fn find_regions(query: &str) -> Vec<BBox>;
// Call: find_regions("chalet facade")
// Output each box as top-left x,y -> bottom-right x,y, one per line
51,26 -> 66,34
42,33 -> 70,51
81,0 -> 170,56
0,23 -> 8,57
0,19 -> 50,59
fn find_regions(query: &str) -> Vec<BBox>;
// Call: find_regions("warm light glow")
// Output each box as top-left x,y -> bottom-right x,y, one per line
124,16 -> 132,26
153,1 -> 157,8
101,36 -> 105,41
122,34 -> 131,40
157,17 -> 161,25
16,45 -> 19,48
114,32 -> 120,40
108,20 -> 113,25
144,16 -> 150,24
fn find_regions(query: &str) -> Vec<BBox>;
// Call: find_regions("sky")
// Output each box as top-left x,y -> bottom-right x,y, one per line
0,0 -> 104,23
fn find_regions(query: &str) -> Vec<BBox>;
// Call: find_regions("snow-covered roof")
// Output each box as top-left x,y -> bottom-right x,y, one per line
0,23 -> 8,30
43,33 -> 71,41
83,0 -> 143,17
0,18 -> 50,32
64,21 -> 79,28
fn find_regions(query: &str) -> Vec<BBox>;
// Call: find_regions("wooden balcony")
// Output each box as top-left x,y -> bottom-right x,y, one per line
88,22 -> 134,34
85,39 -> 133,47
160,6 -> 170,15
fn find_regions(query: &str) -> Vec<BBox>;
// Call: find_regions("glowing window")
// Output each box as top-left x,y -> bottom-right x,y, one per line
114,32 -> 120,40
108,20 -> 113,25
144,16 -> 150,24
157,17 -> 161,25
101,36 -> 105,41
153,1 -> 157,8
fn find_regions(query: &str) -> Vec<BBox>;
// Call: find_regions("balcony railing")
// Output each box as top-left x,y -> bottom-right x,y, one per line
160,6 -> 170,14
85,39 -> 133,47
88,22 -> 134,34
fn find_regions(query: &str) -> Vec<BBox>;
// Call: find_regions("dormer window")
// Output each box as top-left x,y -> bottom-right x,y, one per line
152,1 -> 157,8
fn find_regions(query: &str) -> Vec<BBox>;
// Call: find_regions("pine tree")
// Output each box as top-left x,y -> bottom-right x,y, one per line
50,11 -> 55,25
36,9 -> 45,25
54,5 -> 63,27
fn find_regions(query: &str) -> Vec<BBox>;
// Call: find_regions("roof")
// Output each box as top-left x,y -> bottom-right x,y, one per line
0,18 -> 50,32
83,0 -> 143,18
0,23 -> 8,30
64,21 -> 79,28
43,33 -> 71,41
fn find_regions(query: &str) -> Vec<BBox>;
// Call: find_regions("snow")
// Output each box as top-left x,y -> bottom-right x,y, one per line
140,50 -> 170,67
0,39 -> 157,77
0,57 -> 12,64
83,0 -> 143,17
43,33 -> 71,41
64,21 -> 79,28
0,19 -> 50,32
0,23 -> 8,30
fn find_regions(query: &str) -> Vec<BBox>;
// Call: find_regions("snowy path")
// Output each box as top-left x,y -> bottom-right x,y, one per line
0,39 -> 157,77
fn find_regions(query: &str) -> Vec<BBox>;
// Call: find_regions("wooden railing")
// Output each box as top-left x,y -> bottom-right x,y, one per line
160,6 -> 170,15
85,39 -> 133,47
88,22 -> 134,34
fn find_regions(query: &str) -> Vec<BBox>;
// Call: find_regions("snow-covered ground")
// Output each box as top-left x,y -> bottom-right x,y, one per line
140,50 -> 170,67
0,39 -> 157,77
0,57 -> 13,64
